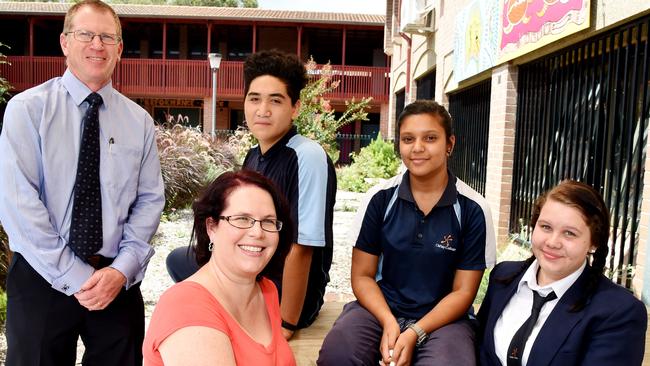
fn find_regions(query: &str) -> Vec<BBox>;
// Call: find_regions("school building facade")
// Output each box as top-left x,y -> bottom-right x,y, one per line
384,0 -> 650,299
0,2 -> 389,163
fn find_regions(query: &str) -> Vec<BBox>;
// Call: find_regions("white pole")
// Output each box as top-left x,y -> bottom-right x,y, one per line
211,68 -> 217,139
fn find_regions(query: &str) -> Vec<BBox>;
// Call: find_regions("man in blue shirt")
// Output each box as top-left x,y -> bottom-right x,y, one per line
166,50 -> 336,339
0,1 -> 165,365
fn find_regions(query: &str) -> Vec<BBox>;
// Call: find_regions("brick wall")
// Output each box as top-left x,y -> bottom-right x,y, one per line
484,64 -> 517,246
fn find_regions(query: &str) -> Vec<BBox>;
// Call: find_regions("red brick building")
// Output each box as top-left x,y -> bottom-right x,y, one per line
0,2 -> 390,162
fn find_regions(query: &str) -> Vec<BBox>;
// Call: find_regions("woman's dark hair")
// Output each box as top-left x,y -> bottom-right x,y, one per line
498,180 -> 610,312
190,169 -> 293,280
397,100 -> 454,143
243,49 -> 308,105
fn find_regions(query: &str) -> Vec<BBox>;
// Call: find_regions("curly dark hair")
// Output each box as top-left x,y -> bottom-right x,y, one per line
190,169 -> 294,281
243,49 -> 307,105
397,100 -> 454,143
499,180 -> 610,312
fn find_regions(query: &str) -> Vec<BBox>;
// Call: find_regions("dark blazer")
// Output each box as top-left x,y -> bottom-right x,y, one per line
477,261 -> 647,366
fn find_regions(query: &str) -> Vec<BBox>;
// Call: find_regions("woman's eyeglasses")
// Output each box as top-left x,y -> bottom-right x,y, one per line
219,215 -> 283,232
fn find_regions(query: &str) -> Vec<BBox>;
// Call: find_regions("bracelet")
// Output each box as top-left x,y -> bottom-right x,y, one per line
407,323 -> 428,348
281,319 -> 299,331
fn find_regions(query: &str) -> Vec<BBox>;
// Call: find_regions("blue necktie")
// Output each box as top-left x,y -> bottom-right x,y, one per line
68,92 -> 104,261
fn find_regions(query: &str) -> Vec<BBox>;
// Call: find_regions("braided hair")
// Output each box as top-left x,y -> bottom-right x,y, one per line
497,180 -> 610,312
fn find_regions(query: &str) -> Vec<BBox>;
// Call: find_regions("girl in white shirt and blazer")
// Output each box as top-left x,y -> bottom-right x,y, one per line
477,180 -> 646,366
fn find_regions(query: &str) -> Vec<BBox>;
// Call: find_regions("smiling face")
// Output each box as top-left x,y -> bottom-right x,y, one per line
532,198 -> 595,286
399,113 -> 455,180
244,75 -> 300,153
206,184 -> 279,279
60,5 -> 122,91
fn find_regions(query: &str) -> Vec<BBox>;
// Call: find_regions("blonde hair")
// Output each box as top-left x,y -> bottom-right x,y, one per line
63,0 -> 122,37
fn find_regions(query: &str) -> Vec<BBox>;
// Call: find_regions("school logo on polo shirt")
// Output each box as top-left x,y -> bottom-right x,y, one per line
435,234 -> 457,251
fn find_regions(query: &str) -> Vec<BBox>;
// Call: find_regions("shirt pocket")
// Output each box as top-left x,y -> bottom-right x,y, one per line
104,143 -> 141,202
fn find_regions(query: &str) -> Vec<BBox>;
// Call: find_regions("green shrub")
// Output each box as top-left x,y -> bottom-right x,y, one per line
294,58 -> 372,163
475,267 -> 491,306
156,124 -> 237,211
0,42 -> 13,105
338,134 -> 401,192
0,289 -> 5,328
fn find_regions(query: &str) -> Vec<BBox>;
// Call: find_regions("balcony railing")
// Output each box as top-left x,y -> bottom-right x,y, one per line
1,56 -> 389,102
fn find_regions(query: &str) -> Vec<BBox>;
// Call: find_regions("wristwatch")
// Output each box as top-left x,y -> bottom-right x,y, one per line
407,323 -> 428,348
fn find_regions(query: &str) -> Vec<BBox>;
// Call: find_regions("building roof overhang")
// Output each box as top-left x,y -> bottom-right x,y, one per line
0,2 -> 385,26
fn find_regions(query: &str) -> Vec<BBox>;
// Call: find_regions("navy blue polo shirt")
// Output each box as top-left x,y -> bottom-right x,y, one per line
244,126 -> 336,326
355,171 -> 492,319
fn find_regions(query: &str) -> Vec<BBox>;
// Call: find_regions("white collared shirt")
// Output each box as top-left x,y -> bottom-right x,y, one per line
493,259 -> 585,365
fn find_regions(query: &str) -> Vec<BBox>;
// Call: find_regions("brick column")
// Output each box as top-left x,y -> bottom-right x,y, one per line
485,64 -> 518,247
379,102 -> 390,139
203,96 -> 212,133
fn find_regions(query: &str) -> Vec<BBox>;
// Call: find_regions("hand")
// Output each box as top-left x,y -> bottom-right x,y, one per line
380,319 -> 400,366
74,267 -> 126,311
391,328 -> 417,366
281,327 -> 295,340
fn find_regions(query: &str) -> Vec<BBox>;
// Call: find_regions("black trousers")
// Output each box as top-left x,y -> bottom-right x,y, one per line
5,253 -> 144,366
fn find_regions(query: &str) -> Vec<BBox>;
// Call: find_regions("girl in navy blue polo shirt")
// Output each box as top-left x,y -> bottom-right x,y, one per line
318,100 -> 496,366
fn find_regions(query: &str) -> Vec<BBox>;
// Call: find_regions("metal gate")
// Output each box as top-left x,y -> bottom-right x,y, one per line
510,16 -> 650,286
449,79 -> 491,195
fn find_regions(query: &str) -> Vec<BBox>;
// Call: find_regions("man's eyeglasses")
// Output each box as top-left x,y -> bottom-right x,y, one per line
64,30 -> 122,45
219,215 -> 283,232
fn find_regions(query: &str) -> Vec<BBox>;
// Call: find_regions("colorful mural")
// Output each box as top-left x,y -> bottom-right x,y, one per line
454,0 -> 590,83
499,0 -> 590,62
454,0 -> 501,84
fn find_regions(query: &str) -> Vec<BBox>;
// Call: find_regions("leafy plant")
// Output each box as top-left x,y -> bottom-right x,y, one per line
0,42 -> 12,106
156,123 -> 237,211
338,133 -> 401,192
0,289 -> 5,327
294,58 -> 373,163
475,267 -> 491,306
226,125 -> 257,166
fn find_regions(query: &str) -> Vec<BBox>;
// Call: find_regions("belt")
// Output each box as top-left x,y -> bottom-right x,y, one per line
86,255 -> 114,270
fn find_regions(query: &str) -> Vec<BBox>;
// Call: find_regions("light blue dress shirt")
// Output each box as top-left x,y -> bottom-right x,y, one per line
0,70 -> 165,296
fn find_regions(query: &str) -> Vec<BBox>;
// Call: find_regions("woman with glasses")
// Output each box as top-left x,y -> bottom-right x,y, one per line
143,170 -> 296,365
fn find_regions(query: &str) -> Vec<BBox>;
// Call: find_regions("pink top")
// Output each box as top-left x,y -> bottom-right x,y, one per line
143,277 -> 296,366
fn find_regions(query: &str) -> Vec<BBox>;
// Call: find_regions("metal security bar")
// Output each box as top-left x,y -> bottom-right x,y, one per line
448,80 -> 491,195
510,16 -> 650,287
